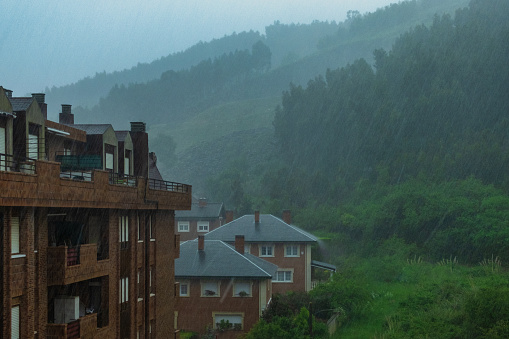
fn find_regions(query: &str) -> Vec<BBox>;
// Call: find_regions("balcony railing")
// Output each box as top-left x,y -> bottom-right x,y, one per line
60,170 -> 93,181
109,172 -> 137,187
0,153 -> 36,174
148,178 -> 190,193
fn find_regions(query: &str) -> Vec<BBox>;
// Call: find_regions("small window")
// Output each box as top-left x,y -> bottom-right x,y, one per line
12,305 -> 20,339
214,313 -> 243,331
119,215 -> 129,249
120,277 -> 129,304
234,281 -> 251,297
11,216 -> 20,254
178,221 -> 189,233
137,215 -> 142,241
260,245 -> 274,257
285,245 -> 299,257
201,281 -> 220,297
197,221 -> 209,232
149,215 -> 154,240
273,269 -> 293,283
244,244 -> 250,254
179,281 -> 189,297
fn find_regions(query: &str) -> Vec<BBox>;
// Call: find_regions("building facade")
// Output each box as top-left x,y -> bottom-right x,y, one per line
174,198 -> 227,242
175,236 -> 276,338
204,211 -> 318,295
0,87 -> 191,338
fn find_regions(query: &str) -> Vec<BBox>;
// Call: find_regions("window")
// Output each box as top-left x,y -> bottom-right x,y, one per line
178,221 -> 189,233
201,281 -> 220,297
244,244 -> 250,254
11,216 -> 20,254
150,266 -> 155,295
137,215 -> 142,241
273,269 -> 293,283
124,150 -> 131,175
12,305 -> 20,339
213,313 -> 243,331
149,215 -> 154,240
234,281 -> 251,297
28,124 -> 39,160
137,269 -> 143,300
260,245 -> 274,257
285,244 -> 300,257
197,221 -> 209,232
120,277 -> 129,306
179,281 -> 189,297
119,215 -> 128,249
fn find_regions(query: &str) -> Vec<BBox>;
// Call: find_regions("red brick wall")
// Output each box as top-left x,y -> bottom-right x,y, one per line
176,278 -> 264,337
176,218 -> 223,242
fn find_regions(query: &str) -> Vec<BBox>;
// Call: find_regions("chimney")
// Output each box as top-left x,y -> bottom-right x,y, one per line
59,104 -> 74,124
254,211 -> 260,224
226,211 -> 234,223
198,235 -> 204,251
282,210 -> 292,224
199,198 -> 207,207
130,122 -> 149,177
32,93 -> 47,119
235,235 -> 245,254
5,89 -> 13,98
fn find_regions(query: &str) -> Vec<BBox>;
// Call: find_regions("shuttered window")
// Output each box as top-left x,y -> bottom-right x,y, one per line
28,132 -> 38,160
12,305 -> 20,339
105,152 -> 114,171
11,216 -> 20,254
0,126 -> 5,170
124,157 -> 130,175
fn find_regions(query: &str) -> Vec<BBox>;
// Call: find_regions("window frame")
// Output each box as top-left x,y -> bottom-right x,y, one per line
284,244 -> 300,257
273,269 -> 294,283
259,244 -> 274,257
178,221 -> 190,233
213,313 -> 244,331
197,221 -> 209,233
233,281 -> 252,297
201,280 -> 220,297
119,215 -> 129,249
179,280 -> 190,297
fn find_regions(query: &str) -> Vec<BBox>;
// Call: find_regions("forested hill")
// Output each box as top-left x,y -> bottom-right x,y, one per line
45,0 -> 467,124
273,0 -> 509,194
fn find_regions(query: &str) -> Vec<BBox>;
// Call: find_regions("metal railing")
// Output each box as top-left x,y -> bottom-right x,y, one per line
148,178 -> 190,193
109,172 -> 137,187
60,170 -> 93,181
0,153 -> 36,174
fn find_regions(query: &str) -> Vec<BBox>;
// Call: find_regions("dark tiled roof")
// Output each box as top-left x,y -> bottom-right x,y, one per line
175,240 -> 277,278
311,260 -> 337,272
10,97 -> 34,111
175,202 -> 225,219
204,214 -> 318,243
115,131 -> 130,142
68,124 -> 112,135
149,155 -> 163,180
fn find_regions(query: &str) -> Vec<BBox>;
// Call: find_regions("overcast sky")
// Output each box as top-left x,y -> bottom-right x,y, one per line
1,0 -> 394,96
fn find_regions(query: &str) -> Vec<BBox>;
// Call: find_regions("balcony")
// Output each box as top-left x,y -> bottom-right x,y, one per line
0,152 -> 36,174
47,313 -> 99,339
47,244 -> 110,286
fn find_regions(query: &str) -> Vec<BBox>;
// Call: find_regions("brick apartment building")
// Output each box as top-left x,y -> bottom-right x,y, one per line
0,86 -> 191,338
174,198 -> 227,242
175,235 -> 277,338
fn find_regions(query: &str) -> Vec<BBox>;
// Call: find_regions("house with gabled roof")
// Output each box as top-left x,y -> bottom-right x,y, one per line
175,235 -> 277,338
204,211 -> 319,294
175,197 -> 227,241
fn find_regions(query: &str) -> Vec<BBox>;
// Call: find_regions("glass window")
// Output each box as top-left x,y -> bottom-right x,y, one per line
260,245 -> 274,257
119,215 -> 128,249
201,281 -> 219,297
234,281 -> 251,297
178,221 -> 190,232
214,314 -> 243,331
273,270 -> 293,283
285,245 -> 299,257
197,221 -> 209,232
180,282 -> 189,296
